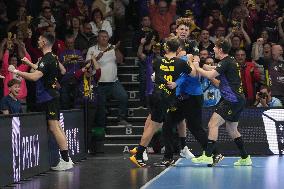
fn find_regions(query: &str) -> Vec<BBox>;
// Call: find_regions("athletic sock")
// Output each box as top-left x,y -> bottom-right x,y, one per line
205,140 -> 216,157
136,145 -> 146,159
180,137 -> 186,149
60,150 -> 69,162
234,137 -> 248,159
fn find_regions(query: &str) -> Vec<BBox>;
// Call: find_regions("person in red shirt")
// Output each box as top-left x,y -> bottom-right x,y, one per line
149,0 -> 176,39
235,49 -> 261,106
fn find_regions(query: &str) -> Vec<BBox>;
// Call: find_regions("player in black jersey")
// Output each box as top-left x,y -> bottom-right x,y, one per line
192,38 -> 252,166
130,37 -> 192,167
8,33 -> 73,171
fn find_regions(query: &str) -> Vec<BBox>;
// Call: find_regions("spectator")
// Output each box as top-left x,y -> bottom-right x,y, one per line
1,38 -> 31,102
251,29 -> 270,60
132,15 -> 158,54
278,16 -> 284,41
198,30 -> 215,57
66,17 -> 82,39
37,7 -> 56,30
113,0 -> 129,41
258,0 -> 282,43
92,0 -> 114,28
86,30 -> 131,127
69,0 -> 89,22
269,44 -> 284,103
74,54 -> 101,107
235,49 -> 261,106
210,26 -> 226,43
46,26 -> 65,56
59,34 -> 84,109
89,8 -> 112,38
0,79 -> 22,114
254,42 -> 272,86
170,22 -> 177,35
226,20 -> 252,56
203,4 -> 227,37
74,22 -> 97,57
149,0 -> 176,39
184,10 -> 201,41
254,85 -> 283,107
199,48 -> 209,61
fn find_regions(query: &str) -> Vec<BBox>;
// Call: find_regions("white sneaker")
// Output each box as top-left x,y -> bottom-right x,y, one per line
180,146 -> 195,159
143,150 -> 148,161
51,158 -> 73,171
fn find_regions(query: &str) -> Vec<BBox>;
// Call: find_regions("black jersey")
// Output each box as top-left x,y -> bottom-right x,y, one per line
215,56 -> 244,102
153,57 -> 192,96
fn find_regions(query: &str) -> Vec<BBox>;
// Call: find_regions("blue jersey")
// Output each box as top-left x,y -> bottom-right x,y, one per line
175,56 -> 203,96
201,77 -> 221,107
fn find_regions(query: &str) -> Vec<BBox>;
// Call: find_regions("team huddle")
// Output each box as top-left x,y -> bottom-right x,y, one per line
129,18 -> 253,168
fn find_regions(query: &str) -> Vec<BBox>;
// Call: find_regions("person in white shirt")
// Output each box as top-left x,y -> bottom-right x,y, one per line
86,30 -> 131,127
89,8 -> 113,38
255,85 -> 283,107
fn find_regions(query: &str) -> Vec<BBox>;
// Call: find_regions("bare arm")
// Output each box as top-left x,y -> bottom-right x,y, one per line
137,38 -> 147,61
241,21 -> 251,46
58,62 -> 66,75
203,64 -> 216,71
193,56 -> 219,79
278,17 -> 284,40
210,78 -> 220,87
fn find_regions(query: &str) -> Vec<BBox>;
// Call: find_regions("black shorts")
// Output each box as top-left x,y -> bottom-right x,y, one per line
148,91 -> 175,123
38,97 -> 60,121
215,98 -> 245,122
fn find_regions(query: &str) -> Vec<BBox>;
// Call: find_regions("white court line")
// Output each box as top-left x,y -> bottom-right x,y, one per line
140,158 -> 182,189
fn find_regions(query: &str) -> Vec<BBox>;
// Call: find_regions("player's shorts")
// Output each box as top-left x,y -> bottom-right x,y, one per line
215,97 -> 245,122
148,91 -> 175,123
38,97 -> 60,121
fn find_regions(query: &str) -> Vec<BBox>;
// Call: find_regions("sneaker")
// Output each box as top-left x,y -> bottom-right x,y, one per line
51,158 -> 73,171
153,158 -> 175,167
118,119 -> 132,127
129,155 -> 147,168
208,154 -> 224,167
191,151 -> 213,164
143,150 -> 148,161
129,147 -> 148,161
234,155 -> 252,166
180,146 -> 195,159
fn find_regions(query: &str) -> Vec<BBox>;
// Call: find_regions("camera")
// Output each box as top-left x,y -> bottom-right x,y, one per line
258,92 -> 267,99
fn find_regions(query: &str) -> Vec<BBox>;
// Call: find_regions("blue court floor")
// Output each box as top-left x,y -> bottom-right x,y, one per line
141,156 -> 284,189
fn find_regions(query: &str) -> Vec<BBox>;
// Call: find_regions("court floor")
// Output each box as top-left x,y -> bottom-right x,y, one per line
2,155 -> 284,189
141,156 -> 284,189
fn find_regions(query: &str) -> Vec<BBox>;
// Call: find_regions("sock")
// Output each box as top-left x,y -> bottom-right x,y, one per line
234,137 -> 248,159
136,145 -> 146,159
205,140 -> 216,157
180,137 -> 186,149
60,150 -> 69,162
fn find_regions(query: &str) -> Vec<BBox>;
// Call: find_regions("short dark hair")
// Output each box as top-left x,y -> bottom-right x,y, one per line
65,33 -> 74,41
166,37 -> 180,52
215,37 -> 231,54
92,8 -> 103,20
41,32 -> 55,46
98,30 -> 109,36
8,79 -> 21,87
260,85 -> 271,93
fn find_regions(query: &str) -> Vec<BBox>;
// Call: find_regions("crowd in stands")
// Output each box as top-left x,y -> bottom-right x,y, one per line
0,0 -> 284,117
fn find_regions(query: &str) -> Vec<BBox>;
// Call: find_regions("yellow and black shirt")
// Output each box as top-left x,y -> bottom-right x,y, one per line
153,57 -> 192,97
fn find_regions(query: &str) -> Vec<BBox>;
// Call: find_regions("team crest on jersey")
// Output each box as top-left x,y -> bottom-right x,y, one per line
39,62 -> 44,68
217,63 -> 221,67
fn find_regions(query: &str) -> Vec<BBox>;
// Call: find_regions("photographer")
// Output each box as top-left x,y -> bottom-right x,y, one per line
254,85 -> 282,107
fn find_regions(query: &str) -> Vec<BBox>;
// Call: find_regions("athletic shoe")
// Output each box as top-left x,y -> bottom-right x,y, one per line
234,155 -> 252,166
191,151 -> 213,164
129,147 -> 148,161
129,155 -> 147,168
180,146 -> 195,159
51,158 -> 73,171
208,154 -> 224,167
153,158 -> 175,167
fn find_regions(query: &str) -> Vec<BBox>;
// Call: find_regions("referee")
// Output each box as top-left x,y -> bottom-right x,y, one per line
9,33 -> 73,171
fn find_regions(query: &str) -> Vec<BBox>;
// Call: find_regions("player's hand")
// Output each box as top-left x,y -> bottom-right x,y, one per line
21,57 -> 32,65
167,81 -> 177,89
193,56 -> 200,68
8,65 -> 18,74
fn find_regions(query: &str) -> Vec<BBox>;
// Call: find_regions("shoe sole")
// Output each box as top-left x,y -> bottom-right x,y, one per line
207,156 -> 224,167
129,156 -> 144,168
51,165 -> 73,171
